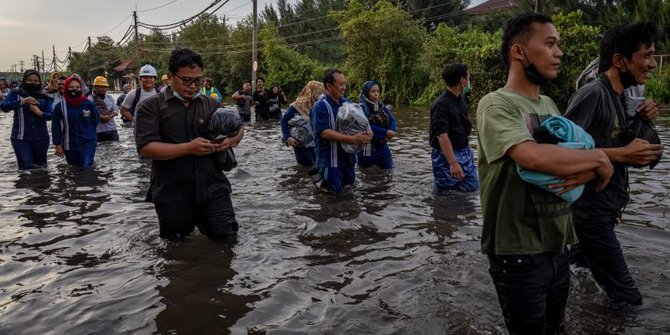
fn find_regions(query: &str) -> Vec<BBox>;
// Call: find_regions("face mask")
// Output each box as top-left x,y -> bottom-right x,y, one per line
173,90 -> 200,101
463,80 -> 472,95
68,89 -> 82,97
620,61 -> 638,88
521,48 -> 550,85
24,83 -> 41,92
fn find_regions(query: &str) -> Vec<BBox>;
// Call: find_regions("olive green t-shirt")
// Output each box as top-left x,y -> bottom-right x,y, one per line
476,88 -> 576,255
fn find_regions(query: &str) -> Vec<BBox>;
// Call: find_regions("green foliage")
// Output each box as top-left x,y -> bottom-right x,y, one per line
542,11 -> 601,111
335,0 -> 428,103
646,65 -> 670,104
260,26 -> 328,97
417,23 -> 503,107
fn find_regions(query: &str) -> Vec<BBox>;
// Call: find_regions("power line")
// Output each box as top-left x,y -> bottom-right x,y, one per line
138,0 -> 179,13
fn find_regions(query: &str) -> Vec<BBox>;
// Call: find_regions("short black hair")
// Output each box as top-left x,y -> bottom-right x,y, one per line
442,63 -> 468,87
599,22 -> 658,73
168,47 -> 203,74
323,68 -> 343,88
58,76 -> 67,81
243,81 -> 251,85
256,77 -> 265,83
501,13 -> 553,71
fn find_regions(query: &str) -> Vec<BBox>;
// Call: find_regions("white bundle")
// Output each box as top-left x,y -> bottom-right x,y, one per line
336,103 -> 371,154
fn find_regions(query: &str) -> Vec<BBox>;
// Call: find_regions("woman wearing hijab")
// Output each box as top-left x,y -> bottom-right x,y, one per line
52,76 -> 100,168
280,80 -> 325,168
268,84 -> 288,119
357,80 -> 397,171
0,69 -> 53,170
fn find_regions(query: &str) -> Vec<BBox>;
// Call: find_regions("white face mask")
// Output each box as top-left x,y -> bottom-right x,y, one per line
173,90 -> 200,101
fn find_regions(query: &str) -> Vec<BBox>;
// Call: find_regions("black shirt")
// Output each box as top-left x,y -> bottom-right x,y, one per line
565,76 -> 629,216
253,88 -> 270,118
135,87 -> 230,204
429,90 -> 472,151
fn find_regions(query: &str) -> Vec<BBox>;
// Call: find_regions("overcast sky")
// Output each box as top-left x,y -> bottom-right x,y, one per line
0,0 -> 486,72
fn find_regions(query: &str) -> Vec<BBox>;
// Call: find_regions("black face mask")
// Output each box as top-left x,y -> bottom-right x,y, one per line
95,92 -> 106,99
68,89 -> 82,97
24,83 -> 42,93
620,62 -> 638,88
521,48 -> 551,85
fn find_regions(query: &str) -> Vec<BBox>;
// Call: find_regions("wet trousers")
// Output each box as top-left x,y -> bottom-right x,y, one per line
154,186 -> 238,240
293,146 -> 316,168
96,130 -> 119,142
357,143 -> 393,170
64,147 -> 96,168
431,147 -> 478,193
11,138 -> 49,170
488,250 -> 569,335
320,165 -> 355,194
572,212 -> 642,306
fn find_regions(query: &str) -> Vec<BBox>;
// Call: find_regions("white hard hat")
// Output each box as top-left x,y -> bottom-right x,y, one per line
139,64 -> 157,77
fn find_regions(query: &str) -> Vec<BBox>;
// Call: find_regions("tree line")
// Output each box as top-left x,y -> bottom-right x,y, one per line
67,0 -> 670,107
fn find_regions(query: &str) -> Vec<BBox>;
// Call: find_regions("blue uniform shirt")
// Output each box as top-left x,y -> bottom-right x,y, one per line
0,89 -> 53,141
52,100 -> 100,151
310,94 -> 354,168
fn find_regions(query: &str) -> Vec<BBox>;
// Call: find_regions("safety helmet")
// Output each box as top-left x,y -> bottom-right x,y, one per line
161,74 -> 169,81
93,76 -> 109,87
139,64 -> 158,77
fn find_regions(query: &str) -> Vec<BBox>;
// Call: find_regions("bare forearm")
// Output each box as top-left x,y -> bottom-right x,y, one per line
437,134 -> 458,165
139,142 -> 192,160
510,142 -> 609,176
321,129 -> 354,144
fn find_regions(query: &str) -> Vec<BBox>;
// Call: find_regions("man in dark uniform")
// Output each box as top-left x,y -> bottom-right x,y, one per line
135,47 -> 243,240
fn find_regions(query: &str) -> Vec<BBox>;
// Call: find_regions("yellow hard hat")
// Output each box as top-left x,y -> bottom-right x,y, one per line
161,74 -> 169,81
93,76 -> 109,87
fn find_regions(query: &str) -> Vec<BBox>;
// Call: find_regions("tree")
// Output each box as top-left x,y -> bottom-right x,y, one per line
335,0 -> 428,103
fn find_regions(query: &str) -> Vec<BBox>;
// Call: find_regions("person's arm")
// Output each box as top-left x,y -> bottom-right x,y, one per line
90,102 -> 100,126
508,141 -> 612,191
280,106 -> 296,142
1,91 -> 23,112
52,103 -> 64,157
436,133 -> 464,180
214,88 -> 223,102
216,128 -> 244,151
120,91 -> 135,121
321,129 -> 371,145
35,98 -> 53,120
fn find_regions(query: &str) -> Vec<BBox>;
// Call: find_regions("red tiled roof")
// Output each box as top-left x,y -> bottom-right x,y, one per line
466,0 -> 517,16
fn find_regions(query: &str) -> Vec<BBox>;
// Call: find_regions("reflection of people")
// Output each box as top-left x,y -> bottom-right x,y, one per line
565,22 -> 664,310
89,76 -> 119,142
430,64 -> 477,193
232,81 -> 253,122
252,77 -> 271,121
1,70 -> 53,170
476,13 -> 614,335
135,47 -> 243,240
357,80 -> 397,171
52,76 -> 100,168
280,80 -> 324,168
311,69 -> 372,194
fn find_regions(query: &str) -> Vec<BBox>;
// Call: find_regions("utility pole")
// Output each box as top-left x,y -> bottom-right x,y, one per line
88,36 -> 92,50
535,0 -> 541,13
19,60 -> 25,73
252,0 -> 258,91
52,45 -> 58,72
41,50 -> 46,78
133,11 -> 139,50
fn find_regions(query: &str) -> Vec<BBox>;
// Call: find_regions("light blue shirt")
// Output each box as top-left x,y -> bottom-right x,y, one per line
89,94 -> 119,133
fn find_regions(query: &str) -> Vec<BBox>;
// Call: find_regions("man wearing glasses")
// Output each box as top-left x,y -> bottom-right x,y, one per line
120,64 -> 159,124
135,47 -> 243,240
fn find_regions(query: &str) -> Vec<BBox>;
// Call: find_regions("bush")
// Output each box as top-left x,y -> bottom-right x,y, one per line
646,66 -> 670,104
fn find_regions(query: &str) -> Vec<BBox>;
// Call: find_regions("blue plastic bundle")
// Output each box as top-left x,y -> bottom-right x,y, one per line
517,116 -> 595,203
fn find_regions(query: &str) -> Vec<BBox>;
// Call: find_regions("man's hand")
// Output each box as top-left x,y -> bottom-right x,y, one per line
636,99 -> 659,120
549,170 -> 597,195
449,162 -> 464,180
593,149 -> 614,192
55,145 -> 64,157
386,130 -> 396,141
350,131 -> 372,145
287,137 -> 298,147
188,137 -> 217,156
622,138 -> 663,166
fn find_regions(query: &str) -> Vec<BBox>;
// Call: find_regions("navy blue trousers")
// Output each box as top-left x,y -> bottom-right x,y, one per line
64,147 -> 96,168
293,146 -> 316,168
11,138 -> 49,170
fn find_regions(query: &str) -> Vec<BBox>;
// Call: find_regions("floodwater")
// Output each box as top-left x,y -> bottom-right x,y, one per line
0,102 -> 669,335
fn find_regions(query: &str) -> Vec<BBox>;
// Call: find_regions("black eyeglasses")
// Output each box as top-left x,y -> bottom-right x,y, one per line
172,73 -> 204,87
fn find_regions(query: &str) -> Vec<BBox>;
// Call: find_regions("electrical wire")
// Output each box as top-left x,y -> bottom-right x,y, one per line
138,0 -> 179,13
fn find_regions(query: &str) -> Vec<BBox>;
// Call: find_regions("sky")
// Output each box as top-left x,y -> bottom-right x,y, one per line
0,0 -> 486,72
